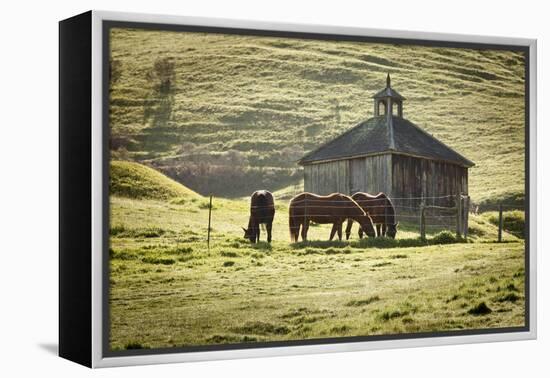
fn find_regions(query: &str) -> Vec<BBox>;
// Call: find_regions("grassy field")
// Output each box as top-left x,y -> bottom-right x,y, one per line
108,162 -> 525,351
107,28 -> 527,350
109,28 -> 526,206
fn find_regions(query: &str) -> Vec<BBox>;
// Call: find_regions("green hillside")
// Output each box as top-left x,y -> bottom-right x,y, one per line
109,28 -> 525,204
110,160 -> 200,200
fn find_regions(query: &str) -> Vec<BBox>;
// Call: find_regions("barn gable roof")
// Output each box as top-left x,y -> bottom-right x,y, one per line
298,115 -> 474,167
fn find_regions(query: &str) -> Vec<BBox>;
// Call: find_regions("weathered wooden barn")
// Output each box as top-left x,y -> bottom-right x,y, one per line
299,75 -> 474,208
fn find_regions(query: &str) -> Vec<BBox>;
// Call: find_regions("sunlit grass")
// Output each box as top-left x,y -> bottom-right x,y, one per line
109,193 -> 525,351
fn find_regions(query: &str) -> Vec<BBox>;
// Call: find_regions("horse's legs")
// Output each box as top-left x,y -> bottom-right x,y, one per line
266,222 -> 272,243
382,223 -> 387,237
329,223 -> 338,241
336,220 -> 343,241
358,227 -> 364,239
376,224 -> 381,237
301,218 -> 309,241
256,222 -> 261,243
345,219 -> 353,240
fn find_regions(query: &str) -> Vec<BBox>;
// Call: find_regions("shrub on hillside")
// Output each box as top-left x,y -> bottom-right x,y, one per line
431,230 -> 458,244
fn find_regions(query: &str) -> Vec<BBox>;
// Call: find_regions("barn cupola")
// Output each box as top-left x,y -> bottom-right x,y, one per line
373,74 -> 405,118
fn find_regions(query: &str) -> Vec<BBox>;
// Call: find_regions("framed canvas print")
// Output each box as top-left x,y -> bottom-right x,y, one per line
59,10 -> 537,368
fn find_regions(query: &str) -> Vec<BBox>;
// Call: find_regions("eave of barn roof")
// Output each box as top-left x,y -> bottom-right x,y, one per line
299,115 -> 474,168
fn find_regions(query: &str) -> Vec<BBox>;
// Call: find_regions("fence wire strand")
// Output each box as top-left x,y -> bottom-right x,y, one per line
205,193 -> 480,244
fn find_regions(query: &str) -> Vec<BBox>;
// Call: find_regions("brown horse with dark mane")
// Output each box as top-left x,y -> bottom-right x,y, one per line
289,192 -> 376,242
242,190 -> 275,243
345,192 -> 398,239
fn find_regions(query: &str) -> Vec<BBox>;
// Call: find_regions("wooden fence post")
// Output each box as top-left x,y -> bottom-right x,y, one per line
207,195 -> 213,249
420,204 -> 426,241
463,195 -> 470,239
455,193 -> 462,238
498,203 -> 503,243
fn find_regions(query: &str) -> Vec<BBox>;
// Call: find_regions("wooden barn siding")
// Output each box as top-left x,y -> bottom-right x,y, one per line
303,155 -> 468,209
304,160 -> 350,195
350,154 -> 392,195
304,154 -> 392,196
391,155 -> 468,210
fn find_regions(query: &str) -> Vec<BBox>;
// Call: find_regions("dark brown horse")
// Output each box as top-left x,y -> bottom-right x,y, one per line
345,192 -> 398,239
242,190 -> 275,243
288,192 -> 376,242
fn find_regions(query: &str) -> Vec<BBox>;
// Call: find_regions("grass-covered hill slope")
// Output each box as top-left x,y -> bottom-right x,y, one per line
110,160 -> 200,200
109,28 -> 525,204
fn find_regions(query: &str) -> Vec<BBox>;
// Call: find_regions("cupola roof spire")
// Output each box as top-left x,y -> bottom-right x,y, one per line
373,73 -> 405,100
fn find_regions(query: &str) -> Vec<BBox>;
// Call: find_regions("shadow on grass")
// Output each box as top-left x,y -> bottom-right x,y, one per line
251,241 -> 272,251
291,240 -> 348,249
291,231 -> 467,250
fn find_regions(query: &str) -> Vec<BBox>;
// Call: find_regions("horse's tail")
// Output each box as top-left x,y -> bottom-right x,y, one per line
289,203 -> 300,242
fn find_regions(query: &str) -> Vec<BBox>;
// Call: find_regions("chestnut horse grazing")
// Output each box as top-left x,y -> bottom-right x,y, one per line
345,192 -> 398,239
289,192 -> 376,242
243,190 -> 275,243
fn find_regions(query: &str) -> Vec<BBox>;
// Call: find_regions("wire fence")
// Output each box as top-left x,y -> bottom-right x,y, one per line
204,192 -> 481,247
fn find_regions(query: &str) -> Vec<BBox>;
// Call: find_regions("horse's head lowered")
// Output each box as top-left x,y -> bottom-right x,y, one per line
242,227 -> 256,243
386,223 -> 398,238
359,216 -> 377,238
